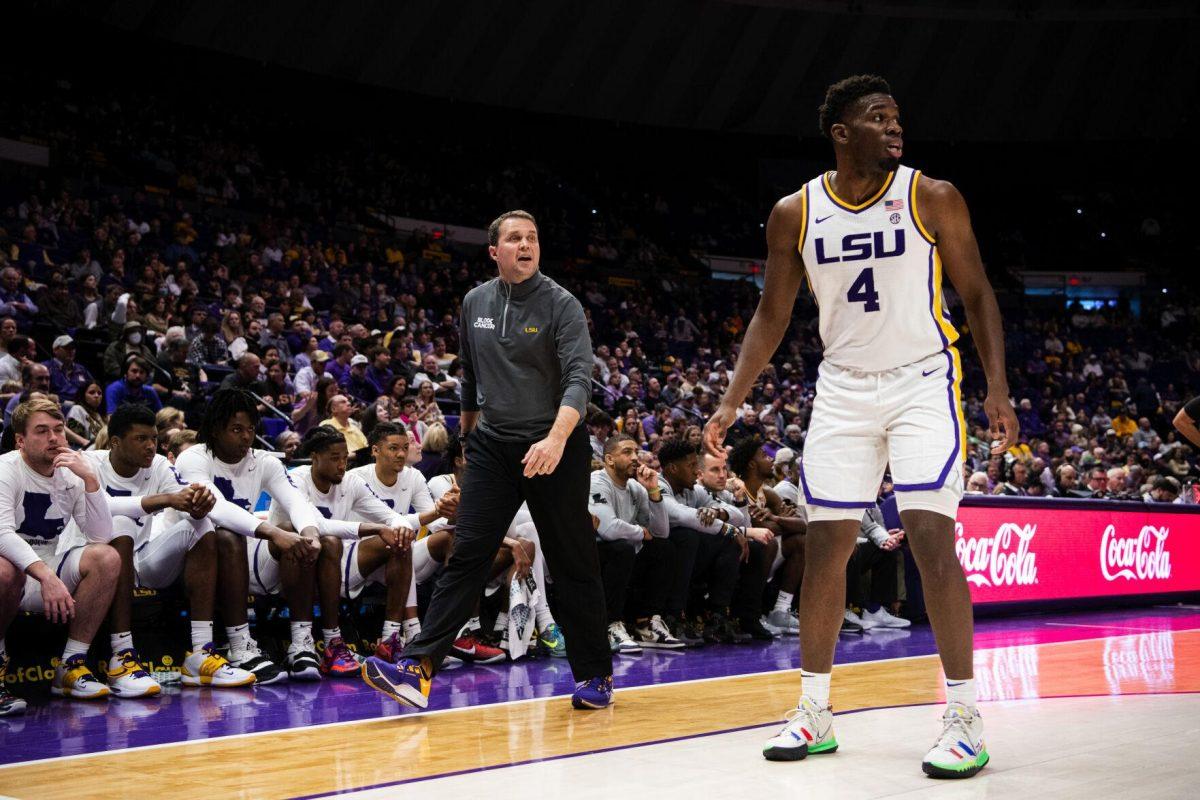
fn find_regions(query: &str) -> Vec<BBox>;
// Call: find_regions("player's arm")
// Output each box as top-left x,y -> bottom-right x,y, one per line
589,477 -> 646,543
1173,398 -> 1200,448
759,486 -> 806,536
917,176 -> 1018,454
704,193 -> 808,456
406,471 -> 443,528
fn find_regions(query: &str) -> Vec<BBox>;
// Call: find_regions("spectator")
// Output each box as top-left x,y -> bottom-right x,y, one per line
0,266 -> 38,327
4,361 -> 53,426
320,393 -> 368,454
326,342 -> 355,385
187,316 -> 229,367
105,356 -> 162,413
66,380 -> 107,446
104,320 -> 156,379
223,310 -> 251,361
259,312 -> 292,366
294,349 -> 331,395
0,334 -> 33,385
275,430 -> 302,461
339,353 -> 379,404
1144,475 -> 1182,504
366,346 -> 394,396
39,272 -> 83,330
219,353 -> 263,393
44,335 -> 94,403
413,353 -> 458,397
965,471 -> 989,494
993,461 -> 1032,496
415,422 -> 452,479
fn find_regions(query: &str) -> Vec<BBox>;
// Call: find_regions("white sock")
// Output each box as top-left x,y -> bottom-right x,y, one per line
493,611 -> 509,632
322,627 -> 342,644
226,623 -> 251,653
191,621 -> 214,652
800,670 -> 831,709
63,638 -> 89,661
402,618 -> 421,643
945,678 -> 977,709
110,631 -> 134,655
381,620 -> 403,640
774,591 -> 794,613
0,637 -> 7,660
535,606 -> 556,630
290,620 -> 313,646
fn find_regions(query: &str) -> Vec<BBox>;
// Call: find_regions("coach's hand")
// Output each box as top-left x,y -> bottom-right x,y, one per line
985,390 -> 1020,455
703,404 -> 737,458
522,433 -> 565,478
40,574 -> 76,623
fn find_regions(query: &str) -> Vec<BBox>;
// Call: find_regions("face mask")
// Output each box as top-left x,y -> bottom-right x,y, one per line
127,333 -> 143,345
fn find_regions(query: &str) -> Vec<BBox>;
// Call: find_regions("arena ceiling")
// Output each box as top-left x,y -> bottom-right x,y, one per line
40,0 -> 1200,142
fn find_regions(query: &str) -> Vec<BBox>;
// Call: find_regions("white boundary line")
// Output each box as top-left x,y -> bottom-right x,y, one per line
1,626 -> 1196,771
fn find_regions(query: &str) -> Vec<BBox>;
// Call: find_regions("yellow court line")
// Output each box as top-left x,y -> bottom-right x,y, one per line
2,630 -> 1196,800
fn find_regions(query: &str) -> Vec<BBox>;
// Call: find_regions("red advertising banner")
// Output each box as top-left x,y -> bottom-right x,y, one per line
954,500 -> 1200,604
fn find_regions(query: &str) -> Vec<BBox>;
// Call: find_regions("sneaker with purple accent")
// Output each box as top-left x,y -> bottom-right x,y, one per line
571,675 -> 614,710
321,637 -> 362,677
374,631 -> 405,664
361,656 -> 431,709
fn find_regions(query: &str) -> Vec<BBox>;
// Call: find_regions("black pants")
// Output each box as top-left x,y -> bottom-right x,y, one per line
403,425 -> 612,681
846,541 -> 901,609
628,536 -> 674,619
686,530 -> 740,615
664,527 -> 702,615
596,539 -> 638,623
731,539 -> 771,623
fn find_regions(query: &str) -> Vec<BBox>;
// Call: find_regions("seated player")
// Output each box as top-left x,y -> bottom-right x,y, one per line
698,443 -> 779,640
176,389 -> 322,683
725,436 -> 806,635
588,434 -> 676,654
57,403 -> 239,696
497,507 -> 565,658
844,503 -> 909,631
0,399 -> 118,710
266,426 -> 415,677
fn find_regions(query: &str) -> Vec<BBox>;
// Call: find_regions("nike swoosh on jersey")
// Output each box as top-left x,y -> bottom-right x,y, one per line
815,215 -> 834,224
922,368 -> 937,377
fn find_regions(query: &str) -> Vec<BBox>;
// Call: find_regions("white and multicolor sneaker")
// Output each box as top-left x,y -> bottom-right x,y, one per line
633,615 -> 685,649
106,648 -> 162,698
286,637 -> 323,682
922,702 -> 989,779
51,654 -> 110,700
862,607 -> 911,629
607,622 -> 642,655
181,644 -> 256,687
229,637 -> 286,685
763,696 -> 838,761
766,608 -> 800,635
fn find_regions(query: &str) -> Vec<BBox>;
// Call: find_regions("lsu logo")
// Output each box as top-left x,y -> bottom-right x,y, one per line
524,326 -> 539,334
473,317 -> 496,330
814,230 -> 905,264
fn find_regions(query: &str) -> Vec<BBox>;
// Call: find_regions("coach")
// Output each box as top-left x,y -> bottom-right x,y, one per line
398,210 -> 614,707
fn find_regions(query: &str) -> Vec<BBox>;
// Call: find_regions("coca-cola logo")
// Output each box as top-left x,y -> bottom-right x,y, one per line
955,522 -> 1038,588
1100,525 -> 1172,582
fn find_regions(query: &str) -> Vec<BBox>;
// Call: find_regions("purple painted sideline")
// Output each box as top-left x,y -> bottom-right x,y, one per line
288,690 -> 1200,799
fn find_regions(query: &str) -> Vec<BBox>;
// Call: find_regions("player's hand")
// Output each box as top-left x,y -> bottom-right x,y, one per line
189,484 -> 216,519
879,534 -> 903,551
697,506 -> 719,526
521,434 -> 566,478
703,405 -> 737,458
41,574 -> 75,624
635,464 -> 660,492
436,489 -> 460,520
380,526 -> 415,551
749,504 -> 771,525
735,530 -> 750,563
52,449 -> 100,492
746,526 -> 775,546
642,526 -> 653,542
726,476 -> 747,501
985,390 -> 1019,455
274,529 -> 320,565
510,542 -> 533,580
887,528 -> 905,542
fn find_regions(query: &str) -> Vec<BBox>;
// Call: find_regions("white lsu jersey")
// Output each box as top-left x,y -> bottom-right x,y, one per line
347,464 -> 435,533
268,465 -> 404,540
175,445 -> 320,535
59,451 -> 189,551
799,165 -> 959,372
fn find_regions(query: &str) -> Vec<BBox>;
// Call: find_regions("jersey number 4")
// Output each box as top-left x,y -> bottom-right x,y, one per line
847,268 -> 881,312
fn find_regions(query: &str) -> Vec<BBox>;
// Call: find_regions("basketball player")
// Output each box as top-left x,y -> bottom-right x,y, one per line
176,389 -> 322,683
0,399 -> 117,706
266,426 -> 414,677
704,75 -> 1018,779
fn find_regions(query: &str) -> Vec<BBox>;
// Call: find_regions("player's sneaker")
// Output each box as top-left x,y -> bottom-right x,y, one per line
538,623 -> 568,658
361,656 -> 431,709
740,616 -> 778,641
287,638 -> 322,681
106,648 -> 162,698
633,615 -> 685,649
703,611 -> 743,644
607,621 -> 642,655
321,637 -> 362,677
451,633 -> 506,664
181,644 -> 256,687
662,614 -> 704,648
922,702 -> 989,779
51,654 -> 110,700
571,675 -> 614,710
0,657 -> 26,716
229,637 -> 286,685
862,607 -> 911,629
766,608 -> 800,635
845,608 -> 875,631
375,631 -> 405,664
763,696 -> 838,761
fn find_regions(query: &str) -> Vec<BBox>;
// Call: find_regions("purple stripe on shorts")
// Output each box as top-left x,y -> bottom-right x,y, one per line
798,460 -> 874,509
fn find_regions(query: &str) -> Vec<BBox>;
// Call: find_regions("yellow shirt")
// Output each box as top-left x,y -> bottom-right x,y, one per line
321,417 -> 368,453
1111,414 -> 1137,438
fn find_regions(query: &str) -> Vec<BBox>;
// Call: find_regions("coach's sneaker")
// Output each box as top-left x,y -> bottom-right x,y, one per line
229,637 -> 286,685
763,696 -> 838,761
106,648 -> 162,698
451,632 -> 506,665
51,654 -> 110,700
0,658 -> 26,716
607,621 -> 642,655
321,637 -> 362,677
181,644 -> 256,687
362,656 -> 431,709
571,675 -> 614,710
766,608 -> 800,635
922,702 -> 989,779
862,607 -> 911,629
538,623 -> 568,658
287,637 -> 323,681
633,615 -> 685,649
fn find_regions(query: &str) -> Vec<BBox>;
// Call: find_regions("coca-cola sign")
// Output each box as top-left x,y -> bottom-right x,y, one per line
952,501 -> 1200,604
